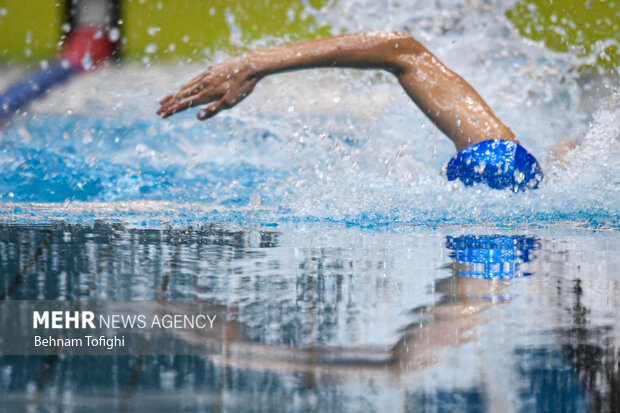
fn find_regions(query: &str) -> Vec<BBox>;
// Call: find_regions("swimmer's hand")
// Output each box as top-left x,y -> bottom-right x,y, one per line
157,56 -> 260,120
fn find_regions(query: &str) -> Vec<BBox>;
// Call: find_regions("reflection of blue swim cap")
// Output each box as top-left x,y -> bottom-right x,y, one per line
445,139 -> 543,191
445,235 -> 539,279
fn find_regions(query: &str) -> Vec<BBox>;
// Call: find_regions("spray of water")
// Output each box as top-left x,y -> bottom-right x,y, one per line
0,0 -> 618,228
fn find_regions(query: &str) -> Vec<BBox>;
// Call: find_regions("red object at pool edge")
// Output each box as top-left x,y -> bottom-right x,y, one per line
61,26 -> 114,71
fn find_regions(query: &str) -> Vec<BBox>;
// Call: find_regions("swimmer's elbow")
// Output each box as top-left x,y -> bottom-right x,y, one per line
373,31 -> 426,73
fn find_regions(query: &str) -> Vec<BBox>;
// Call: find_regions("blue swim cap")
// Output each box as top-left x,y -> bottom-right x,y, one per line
445,139 -> 543,191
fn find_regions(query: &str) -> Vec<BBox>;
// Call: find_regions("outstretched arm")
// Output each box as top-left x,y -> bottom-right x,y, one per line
157,31 -> 515,151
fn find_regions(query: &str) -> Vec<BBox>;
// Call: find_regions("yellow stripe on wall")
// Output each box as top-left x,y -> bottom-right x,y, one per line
2,0 -> 615,73
507,0 -> 619,72
0,0 -> 64,62
0,0 -> 332,62
121,0 -> 332,60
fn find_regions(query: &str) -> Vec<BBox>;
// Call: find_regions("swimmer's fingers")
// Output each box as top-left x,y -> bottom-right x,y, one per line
166,71 -> 209,100
157,95 -> 188,116
173,78 -> 210,102
158,84 -> 225,117
157,95 -> 177,113
158,70 -> 215,108
173,66 -> 228,102
158,77 -> 223,116
196,78 -> 258,121
158,81 -> 203,106
157,86 -> 201,111
197,99 -> 227,121
181,70 -> 211,93
159,95 -> 172,105
159,95 -> 211,118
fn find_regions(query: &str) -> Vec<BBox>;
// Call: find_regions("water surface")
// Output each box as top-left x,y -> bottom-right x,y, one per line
0,222 -> 618,412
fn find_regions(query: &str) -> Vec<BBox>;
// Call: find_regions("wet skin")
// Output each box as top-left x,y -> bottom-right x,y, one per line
157,31 -> 520,152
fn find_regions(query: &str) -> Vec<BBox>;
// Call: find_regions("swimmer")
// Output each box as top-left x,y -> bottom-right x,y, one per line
157,31 -> 543,191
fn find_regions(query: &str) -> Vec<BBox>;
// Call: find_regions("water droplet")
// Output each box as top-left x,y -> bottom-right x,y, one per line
250,193 -> 261,207
159,370 -> 176,390
108,27 -> 120,42
81,53 -> 93,70
145,43 -> 157,54
474,161 -> 486,173
26,381 -> 36,396
514,170 -> 525,183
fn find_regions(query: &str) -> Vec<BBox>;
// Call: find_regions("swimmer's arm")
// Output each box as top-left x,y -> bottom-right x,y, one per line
158,31 -> 515,150
157,32 -> 405,119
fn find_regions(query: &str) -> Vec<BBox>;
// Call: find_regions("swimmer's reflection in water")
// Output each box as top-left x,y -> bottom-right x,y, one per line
169,234 -> 540,375
0,225 -> 538,375
157,31 -> 544,191
445,234 -> 539,280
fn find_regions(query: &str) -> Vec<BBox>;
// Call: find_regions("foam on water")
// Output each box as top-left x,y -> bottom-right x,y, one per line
0,0 -> 618,228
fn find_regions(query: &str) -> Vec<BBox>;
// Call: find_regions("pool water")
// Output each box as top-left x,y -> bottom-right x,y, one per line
0,0 -> 619,411
1,1 -> 619,227
0,222 -> 618,412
